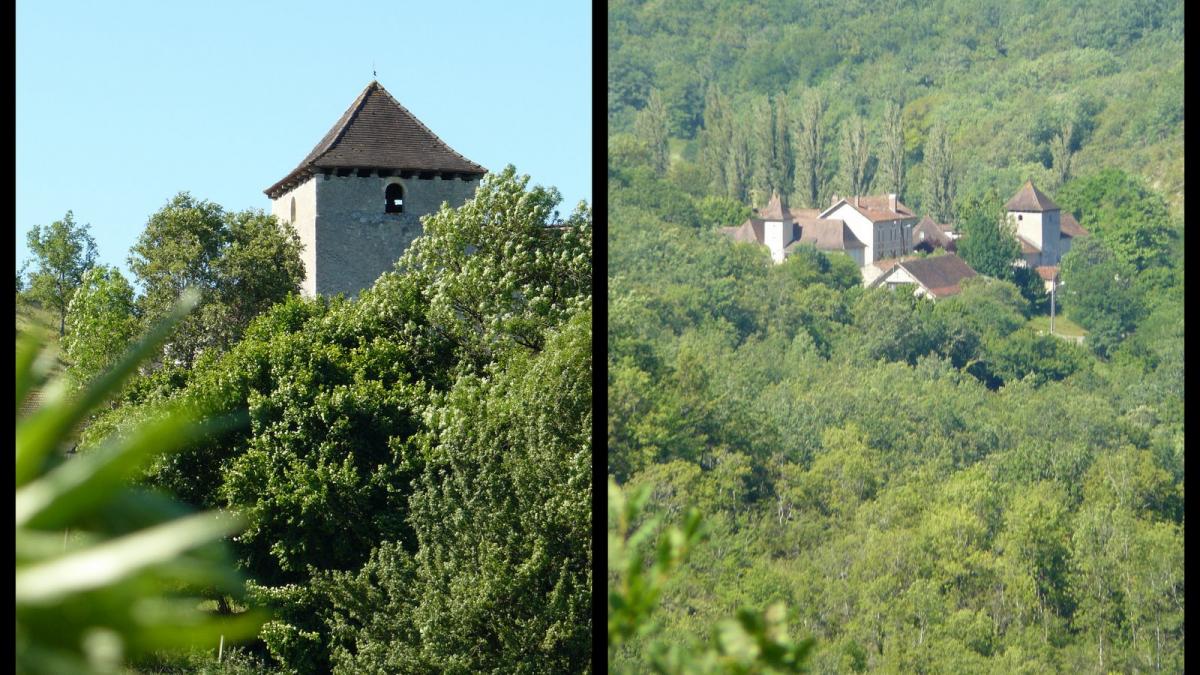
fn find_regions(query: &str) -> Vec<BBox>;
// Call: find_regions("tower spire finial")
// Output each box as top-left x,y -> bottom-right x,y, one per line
372,60 -> 377,80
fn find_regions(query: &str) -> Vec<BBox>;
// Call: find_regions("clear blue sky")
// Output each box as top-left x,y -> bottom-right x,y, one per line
16,1 -> 592,280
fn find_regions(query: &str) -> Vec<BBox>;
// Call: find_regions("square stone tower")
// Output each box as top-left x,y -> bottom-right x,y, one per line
1004,180 -> 1061,267
265,81 -> 486,297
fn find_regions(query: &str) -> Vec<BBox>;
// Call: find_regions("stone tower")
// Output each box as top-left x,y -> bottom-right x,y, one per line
265,81 -> 487,297
1004,180 -> 1061,266
760,190 -> 792,264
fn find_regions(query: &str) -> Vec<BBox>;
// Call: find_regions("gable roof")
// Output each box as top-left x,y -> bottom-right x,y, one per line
819,196 -> 918,222
793,218 -> 866,250
896,254 -> 978,298
912,215 -> 954,248
870,256 -> 911,274
265,81 -> 486,198
1004,180 -> 1059,212
854,194 -> 916,217
1060,212 -> 1088,238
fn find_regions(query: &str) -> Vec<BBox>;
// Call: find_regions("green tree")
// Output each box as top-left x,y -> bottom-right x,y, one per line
697,195 -> 751,230
24,211 -> 98,336
636,88 -> 672,175
956,194 -> 1021,280
751,95 -> 792,200
839,114 -> 872,197
793,92 -> 829,208
700,83 -> 734,197
923,122 -> 957,223
1059,236 -> 1143,357
880,101 -> 906,199
128,193 -> 304,368
1056,169 -> 1176,273
62,266 -> 139,388
210,208 -> 306,349
1049,121 -> 1074,187
399,165 -> 592,368
727,114 -> 752,203
16,291 -> 264,674
935,276 -> 1027,337
608,479 -> 813,674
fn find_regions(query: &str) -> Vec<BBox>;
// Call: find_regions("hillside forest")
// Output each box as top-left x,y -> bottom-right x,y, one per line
17,167 -> 593,673
608,0 -> 1183,672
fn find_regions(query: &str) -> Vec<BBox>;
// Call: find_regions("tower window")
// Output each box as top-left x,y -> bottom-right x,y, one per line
385,183 -> 404,213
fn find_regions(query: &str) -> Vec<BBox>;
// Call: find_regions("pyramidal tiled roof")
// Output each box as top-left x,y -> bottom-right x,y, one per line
759,191 -> 789,221
265,81 -> 486,198
1004,180 -> 1059,212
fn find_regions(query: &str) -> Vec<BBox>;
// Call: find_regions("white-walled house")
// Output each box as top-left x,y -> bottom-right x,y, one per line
819,194 -> 919,264
869,253 -> 978,300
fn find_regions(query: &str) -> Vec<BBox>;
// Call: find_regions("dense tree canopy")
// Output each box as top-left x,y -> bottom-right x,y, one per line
82,167 -> 593,673
128,193 -> 305,367
606,12 -> 1184,661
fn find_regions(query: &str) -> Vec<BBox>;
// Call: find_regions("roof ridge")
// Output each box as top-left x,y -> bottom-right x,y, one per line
372,83 -> 484,172
264,80 -> 486,198
308,81 -> 378,165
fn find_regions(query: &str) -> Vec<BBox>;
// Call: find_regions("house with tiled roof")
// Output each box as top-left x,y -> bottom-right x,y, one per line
819,193 -> 920,264
266,80 -> 486,297
869,253 -> 978,300
911,215 -> 957,254
719,191 -> 867,266
1003,180 -> 1089,290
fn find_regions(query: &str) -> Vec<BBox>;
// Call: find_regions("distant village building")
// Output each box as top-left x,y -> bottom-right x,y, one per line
1003,180 -> 1089,292
265,80 -> 486,297
718,181 -> 1088,298
820,193 -> 920,263
719,191 -> 867,266
911,215 -> 957,254
719,191 -> 919,268
869,253 -> 978,300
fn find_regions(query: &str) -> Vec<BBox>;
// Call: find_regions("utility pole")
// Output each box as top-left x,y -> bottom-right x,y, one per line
1050,277 -> 1056,335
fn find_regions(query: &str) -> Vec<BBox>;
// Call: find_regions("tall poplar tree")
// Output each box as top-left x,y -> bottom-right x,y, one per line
751,96 -> 775,199
727,114 -> 752,203
839,114 -> 872,196
793,92 -> 828,208
1050,121 -> 1075,188
880,102 -> 906,198
700,83 -> 734,197
924,122 -> 957,223
634,88 -> 671,175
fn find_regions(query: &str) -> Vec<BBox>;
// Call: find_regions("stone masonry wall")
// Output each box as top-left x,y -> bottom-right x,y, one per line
271,179 -> 319,297
312,174 -> 480,297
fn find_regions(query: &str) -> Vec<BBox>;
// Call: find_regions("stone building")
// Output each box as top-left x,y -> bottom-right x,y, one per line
1004,180 -> 1089,289
819,193 -> 919,264
719,191 -> 867,266
869,253 -> 978,300
265,80 -> 486,297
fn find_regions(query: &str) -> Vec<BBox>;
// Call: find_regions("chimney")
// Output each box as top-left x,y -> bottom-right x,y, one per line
888,193 -> 897,212
854,195 -> 860,208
